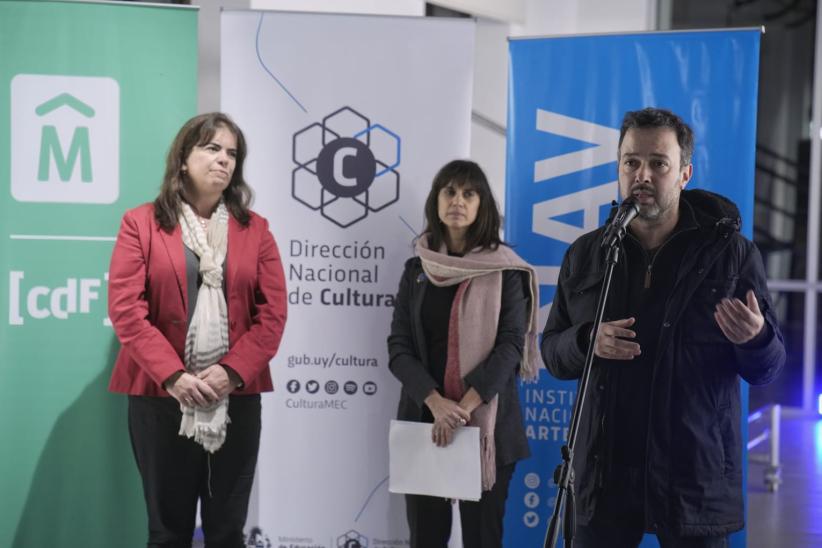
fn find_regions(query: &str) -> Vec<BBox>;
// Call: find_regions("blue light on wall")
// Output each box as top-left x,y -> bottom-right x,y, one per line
818,393 -> 822,415
815,421 -> 822,469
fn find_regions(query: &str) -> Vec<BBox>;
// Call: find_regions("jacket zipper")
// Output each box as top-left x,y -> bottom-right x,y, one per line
639,225 -> 695,289
642,246 -> 662,289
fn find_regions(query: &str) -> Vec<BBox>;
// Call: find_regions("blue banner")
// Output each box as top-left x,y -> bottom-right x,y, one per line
504,30 -> 760,547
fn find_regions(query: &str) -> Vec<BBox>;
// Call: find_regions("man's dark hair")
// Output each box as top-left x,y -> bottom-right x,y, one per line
422,159 -> 502,252
618,107 -> 694,167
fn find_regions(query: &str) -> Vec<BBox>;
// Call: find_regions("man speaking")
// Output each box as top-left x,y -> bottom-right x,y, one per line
541,108 -> 786,547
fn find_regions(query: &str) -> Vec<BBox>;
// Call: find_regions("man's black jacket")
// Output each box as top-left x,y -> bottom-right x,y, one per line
541,189 -> 785,536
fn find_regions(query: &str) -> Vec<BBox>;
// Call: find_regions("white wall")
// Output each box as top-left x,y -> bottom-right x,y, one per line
249,0 -> 424,14
430,0 -> 525,23
514,0 -> 655,36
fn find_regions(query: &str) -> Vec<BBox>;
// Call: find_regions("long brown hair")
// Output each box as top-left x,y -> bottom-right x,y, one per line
154,112 -> 252,231
422,160 -> 503,252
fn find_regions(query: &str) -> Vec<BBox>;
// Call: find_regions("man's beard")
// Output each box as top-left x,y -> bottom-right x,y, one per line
630,184 -> 673,221
638,202 -> 661,220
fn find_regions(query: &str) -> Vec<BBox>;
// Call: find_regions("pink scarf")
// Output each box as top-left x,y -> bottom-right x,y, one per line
415,236 -> 541,490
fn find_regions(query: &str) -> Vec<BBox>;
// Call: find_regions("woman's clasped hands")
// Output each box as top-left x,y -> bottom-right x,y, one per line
424,390 -> 471,447
165,364 -> 239,408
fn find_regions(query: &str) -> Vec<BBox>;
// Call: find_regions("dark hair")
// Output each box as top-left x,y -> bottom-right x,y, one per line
422,159 -> 502,252
618,107 -> 694,167
154,112 -> 252,231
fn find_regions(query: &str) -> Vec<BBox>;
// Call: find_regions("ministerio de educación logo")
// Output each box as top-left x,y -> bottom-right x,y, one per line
292,106 -> 400,228
10,74 -> 120,204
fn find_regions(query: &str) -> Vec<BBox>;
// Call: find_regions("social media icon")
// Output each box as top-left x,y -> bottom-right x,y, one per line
325,380 -> 339,394
363,381 -> 377,395
524,492 -> 540,509
343,381 -> 358,395
524,472 -> 541,490
286,380 -> 300,394
524,511 -> 540,528
306,380 -> 319,394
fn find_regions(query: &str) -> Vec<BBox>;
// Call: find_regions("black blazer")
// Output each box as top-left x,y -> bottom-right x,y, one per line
387,257 -> 531,466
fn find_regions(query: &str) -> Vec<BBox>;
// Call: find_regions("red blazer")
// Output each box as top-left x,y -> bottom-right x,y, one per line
108,203 -> 287,396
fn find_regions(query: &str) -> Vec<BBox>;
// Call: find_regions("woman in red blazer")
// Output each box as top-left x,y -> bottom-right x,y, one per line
108,112 -> 287,547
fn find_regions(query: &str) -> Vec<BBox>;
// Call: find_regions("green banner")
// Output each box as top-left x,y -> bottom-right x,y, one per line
0,1 -> 197,546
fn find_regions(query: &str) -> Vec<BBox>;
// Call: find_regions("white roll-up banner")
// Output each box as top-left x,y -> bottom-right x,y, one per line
222,10 -> 475,547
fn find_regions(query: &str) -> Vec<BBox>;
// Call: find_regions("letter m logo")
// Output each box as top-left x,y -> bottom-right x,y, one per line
11,74 -> 119,204
36,94 -> 94,183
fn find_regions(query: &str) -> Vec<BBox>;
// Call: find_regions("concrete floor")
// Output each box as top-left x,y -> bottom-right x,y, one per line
747,416 -> 822,548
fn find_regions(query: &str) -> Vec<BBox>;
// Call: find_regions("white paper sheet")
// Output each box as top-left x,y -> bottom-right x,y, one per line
388,419 -> 481,501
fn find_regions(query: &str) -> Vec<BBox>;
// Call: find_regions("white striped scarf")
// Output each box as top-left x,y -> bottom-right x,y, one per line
178,200 -> 230,453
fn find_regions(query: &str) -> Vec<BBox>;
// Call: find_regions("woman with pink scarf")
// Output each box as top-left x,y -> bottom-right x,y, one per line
388,160 -> 541,548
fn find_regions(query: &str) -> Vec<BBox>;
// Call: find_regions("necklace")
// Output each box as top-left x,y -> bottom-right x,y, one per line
196,214 -> 210,232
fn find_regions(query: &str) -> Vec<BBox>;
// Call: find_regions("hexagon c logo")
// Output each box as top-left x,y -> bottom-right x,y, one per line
337,529 -> 368,548
293,106 -> 400,228
316,137 -> 376,198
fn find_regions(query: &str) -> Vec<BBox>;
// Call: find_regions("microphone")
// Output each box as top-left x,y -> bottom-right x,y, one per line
601,196 -> 640,248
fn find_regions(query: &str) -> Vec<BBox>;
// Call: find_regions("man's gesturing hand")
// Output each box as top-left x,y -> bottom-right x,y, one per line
593,317 -> 641,360
714,290 -> 765,345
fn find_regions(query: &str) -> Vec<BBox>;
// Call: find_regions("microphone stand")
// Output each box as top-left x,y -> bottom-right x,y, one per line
543,229 -> 627,548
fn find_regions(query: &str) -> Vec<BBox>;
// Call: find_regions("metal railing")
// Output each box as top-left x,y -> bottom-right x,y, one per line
747,403 -> 782,492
